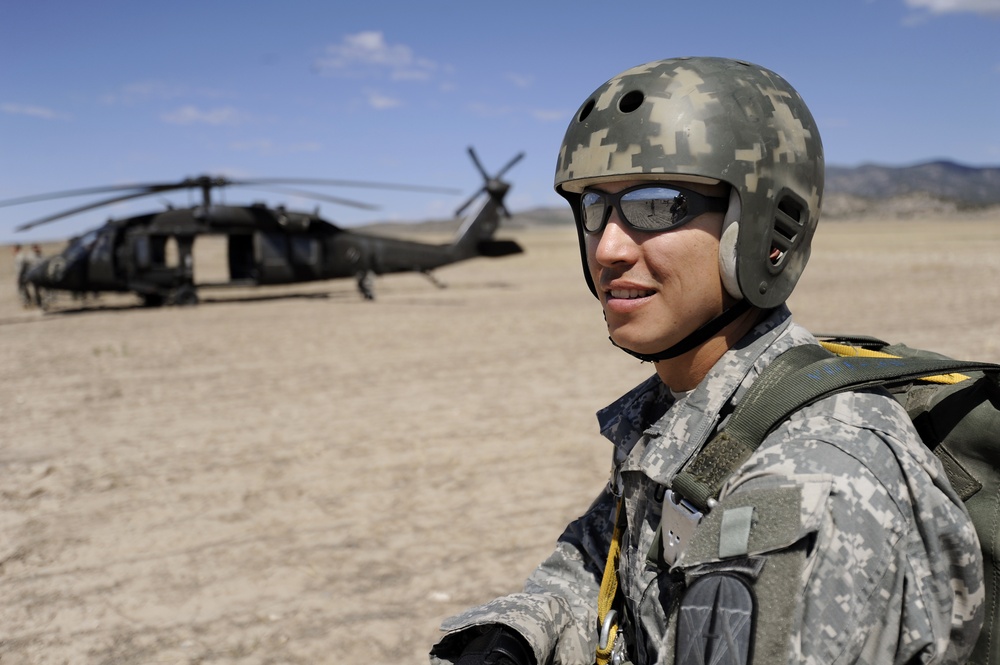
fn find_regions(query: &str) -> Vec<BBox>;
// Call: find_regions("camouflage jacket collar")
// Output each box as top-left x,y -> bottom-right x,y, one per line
597,305 -> 813,486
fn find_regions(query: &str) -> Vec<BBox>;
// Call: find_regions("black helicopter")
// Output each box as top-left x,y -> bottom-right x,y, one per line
2,148 -> 524,306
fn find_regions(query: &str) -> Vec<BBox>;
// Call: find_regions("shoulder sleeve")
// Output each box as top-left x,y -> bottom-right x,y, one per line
672,393 -> 982,665
431,488 -> 616,665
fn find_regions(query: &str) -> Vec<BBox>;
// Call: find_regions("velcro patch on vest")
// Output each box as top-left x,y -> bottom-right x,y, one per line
678,483 -> 828,567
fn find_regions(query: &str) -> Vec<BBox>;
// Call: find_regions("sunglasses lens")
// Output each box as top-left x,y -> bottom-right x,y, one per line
619,187 -> 689,231
580,191 -> 607,232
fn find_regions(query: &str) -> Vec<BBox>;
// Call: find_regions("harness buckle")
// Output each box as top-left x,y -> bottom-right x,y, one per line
659,489 -> 704,567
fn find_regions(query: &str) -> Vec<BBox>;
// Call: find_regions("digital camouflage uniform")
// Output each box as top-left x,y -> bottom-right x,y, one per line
432,56 -> 984,664
14,246 -> 35,306
431,306 -> 984,664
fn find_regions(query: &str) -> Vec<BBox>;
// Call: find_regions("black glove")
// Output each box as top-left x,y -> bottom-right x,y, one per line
454,625 -> 536,665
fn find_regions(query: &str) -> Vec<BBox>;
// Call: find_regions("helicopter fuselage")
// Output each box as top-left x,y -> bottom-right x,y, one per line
12,149 -> 524,306
26,194 -> 519,306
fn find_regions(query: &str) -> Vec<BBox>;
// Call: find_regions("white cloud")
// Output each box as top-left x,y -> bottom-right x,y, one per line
505,73 -> 533,88
365,89 -> 401,110
161,105 -> 247,126
229,139 -> 322,154
466,102 -> 514,117
464,102 -> 567,123
904,0 -> 1000,14
287,141 -> 323,153
102,81 -> 232,105
314,31 -> 437,81
105,81 -> 186,104
1,102 -> 69,120
531,109 -> 567,122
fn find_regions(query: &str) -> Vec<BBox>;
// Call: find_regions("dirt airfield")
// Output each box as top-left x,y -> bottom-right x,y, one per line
2,213 -> 999,664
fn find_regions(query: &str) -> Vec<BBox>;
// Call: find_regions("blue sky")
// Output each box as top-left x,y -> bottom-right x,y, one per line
2,0 -> 998,244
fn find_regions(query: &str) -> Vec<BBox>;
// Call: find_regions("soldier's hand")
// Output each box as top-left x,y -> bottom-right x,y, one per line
455,625 -> 535,665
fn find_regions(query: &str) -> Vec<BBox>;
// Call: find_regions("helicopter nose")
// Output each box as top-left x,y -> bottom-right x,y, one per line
25,258 -> 50,285
26,257 -> 63,287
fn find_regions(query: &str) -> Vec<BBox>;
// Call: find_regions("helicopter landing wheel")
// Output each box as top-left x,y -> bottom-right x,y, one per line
170,285 -> 200,306
141,293 -> 166,307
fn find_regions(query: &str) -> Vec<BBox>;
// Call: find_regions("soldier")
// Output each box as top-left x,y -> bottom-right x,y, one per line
13,244 -> 34,307
430,58 -> 984,665
27,244 -> 47,307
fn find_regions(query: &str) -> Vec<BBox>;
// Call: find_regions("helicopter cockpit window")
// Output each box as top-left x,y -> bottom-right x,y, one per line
290,236 -> 319,266
65,229 -> 100,262
92,231 -> 114,262
133,236 -> 151,268
73,230 -> 99,249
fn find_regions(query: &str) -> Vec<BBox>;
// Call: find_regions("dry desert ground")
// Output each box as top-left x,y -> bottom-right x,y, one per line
2,213 -> 999,664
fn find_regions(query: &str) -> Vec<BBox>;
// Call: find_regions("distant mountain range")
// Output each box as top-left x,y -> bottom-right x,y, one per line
819,160 -> 1000,219
516,160 -> 1000,225
826,160 -> 1000,205
373,160 -> 1000,233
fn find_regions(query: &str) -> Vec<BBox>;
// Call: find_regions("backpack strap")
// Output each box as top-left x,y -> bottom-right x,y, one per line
672,344 -> 1000,513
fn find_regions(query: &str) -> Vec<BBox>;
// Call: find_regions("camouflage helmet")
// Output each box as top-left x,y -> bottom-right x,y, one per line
554,57 -> 824,309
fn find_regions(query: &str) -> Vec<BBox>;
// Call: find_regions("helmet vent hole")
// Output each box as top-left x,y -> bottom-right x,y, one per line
578,99 -> 596,122
770,196 -> 806,267
777,197 -> 804,224
618,90 -> 644,114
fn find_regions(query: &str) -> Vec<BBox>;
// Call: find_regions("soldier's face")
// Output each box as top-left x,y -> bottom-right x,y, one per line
584,179 -> 730,358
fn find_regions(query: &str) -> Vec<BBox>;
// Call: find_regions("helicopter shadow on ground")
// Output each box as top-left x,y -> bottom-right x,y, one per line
9,290 -> 345,320
4,279 -> 518,322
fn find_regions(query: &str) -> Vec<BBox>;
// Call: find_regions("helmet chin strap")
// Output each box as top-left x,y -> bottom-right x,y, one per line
610,298 -> 752,363
612,187 -> 753,363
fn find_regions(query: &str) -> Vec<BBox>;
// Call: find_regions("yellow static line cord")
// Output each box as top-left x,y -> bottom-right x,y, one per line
818,341 -> 969,385
596,499 -> 624,665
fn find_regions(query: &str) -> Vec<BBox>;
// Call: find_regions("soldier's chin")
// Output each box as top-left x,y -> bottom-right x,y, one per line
609,330 -> 664,356
610,322 -> 700,358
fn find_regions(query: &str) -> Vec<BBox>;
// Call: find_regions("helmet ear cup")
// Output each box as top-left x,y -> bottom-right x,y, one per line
719,188 -> 743,300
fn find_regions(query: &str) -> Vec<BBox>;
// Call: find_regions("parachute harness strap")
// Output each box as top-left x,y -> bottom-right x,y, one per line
596,498 -> 625,665
818,341 -> 969,385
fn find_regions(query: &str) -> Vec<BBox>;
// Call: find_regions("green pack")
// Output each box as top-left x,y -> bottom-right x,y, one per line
671,335 -> 1000,665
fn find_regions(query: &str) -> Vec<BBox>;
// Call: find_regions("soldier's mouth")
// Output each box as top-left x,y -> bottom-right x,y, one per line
608,288 -> 655,300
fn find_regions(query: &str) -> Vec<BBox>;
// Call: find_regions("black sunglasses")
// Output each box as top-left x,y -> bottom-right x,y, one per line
579,184 -> 728,234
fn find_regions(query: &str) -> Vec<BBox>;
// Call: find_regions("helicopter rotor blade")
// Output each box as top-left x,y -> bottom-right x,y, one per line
243,185 -> 379,211
232,178 -> 460,195
495,152 -> 526,179
3,173 -> 463,232
467,147 -> 490,182
454,187 -> 486,217
1,175 -> 456,212
0,177 -> 236,209
13,188 -> 181,232
0,182 -> 168,208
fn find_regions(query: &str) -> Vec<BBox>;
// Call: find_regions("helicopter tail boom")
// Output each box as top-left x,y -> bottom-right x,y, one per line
473,239 -> 523,258
447,148 -> 524,262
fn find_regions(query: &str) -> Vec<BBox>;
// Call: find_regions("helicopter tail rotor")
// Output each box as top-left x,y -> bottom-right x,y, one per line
454,147 -> 525,218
